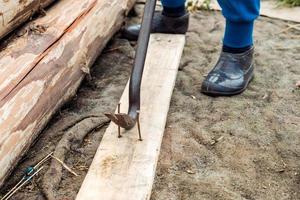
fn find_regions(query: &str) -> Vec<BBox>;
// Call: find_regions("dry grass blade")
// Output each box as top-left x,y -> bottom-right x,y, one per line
50,155 -> 78,177
277,23 -> 300,34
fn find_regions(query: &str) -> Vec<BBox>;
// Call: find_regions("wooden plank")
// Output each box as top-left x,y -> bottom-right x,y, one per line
260,1 -> 300,23
76,34 -> 185,200
0,0 -> 56,40
210,0 -> 300,23
0,0 -> 136,186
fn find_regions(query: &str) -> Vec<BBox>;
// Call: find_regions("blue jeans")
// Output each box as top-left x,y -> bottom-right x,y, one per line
161,0 -> 260,48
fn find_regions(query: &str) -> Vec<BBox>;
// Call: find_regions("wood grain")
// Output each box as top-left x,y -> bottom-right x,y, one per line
76,34 -> 185,200
0,0 -> 136,186
0,0 -> 97,102
0,0 -> 56,40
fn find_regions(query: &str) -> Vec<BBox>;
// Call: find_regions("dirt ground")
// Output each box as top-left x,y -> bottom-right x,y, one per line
1,3 -> 300,200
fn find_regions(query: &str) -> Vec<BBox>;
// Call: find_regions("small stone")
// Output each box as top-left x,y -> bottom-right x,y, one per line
186,169 -> 195,174
191,95 -> 196,99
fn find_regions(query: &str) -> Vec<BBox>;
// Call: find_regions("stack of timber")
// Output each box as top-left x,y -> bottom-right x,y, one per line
0,0 -> 135,186
0,0 -> 56,40
77,34 -> 186,200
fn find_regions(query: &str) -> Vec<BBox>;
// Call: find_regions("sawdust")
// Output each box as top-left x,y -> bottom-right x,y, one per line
0,6 -> 299,200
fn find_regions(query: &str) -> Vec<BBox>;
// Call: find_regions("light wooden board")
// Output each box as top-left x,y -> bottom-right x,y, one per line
210,0 -> 300,23
260,1 -> 300,23
76,34 -> 185,200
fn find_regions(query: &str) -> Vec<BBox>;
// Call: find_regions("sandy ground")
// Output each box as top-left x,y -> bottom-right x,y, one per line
1,4 -> 300,200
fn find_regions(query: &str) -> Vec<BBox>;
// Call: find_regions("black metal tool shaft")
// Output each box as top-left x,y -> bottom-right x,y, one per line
105,0 -> 157,130
128,0 -> 157,125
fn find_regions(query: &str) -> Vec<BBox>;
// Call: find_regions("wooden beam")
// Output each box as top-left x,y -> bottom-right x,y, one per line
0,0 -> 56,40
210,0 -> 300,23
0,0 -> 98,102
76,34 -> 185,200
0,0 -> 136,186
259,1 -> 300,23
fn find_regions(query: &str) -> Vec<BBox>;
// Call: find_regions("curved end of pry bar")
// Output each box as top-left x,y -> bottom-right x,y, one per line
104,0 -> 156,139
105,113 -> 136,130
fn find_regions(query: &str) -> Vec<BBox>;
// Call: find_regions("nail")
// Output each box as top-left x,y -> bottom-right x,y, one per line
117,103 -> 122,138
136,110 -> 142,141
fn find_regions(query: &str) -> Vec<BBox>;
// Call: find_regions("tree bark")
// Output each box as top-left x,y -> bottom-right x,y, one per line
0,0 -> 135,186
0,0 -> 56,40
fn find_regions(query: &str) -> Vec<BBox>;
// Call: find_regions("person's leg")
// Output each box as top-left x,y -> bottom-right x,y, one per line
201,0 -> 260,96
161,0 -> 186,7
161,0 -> 186,17
123,0 -> 188,41
219,0 -> 260,52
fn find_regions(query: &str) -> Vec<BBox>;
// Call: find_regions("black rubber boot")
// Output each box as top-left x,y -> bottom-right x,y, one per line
201,47 -> 255,96
123,11 -> 189,41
